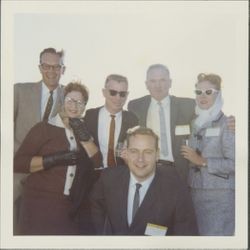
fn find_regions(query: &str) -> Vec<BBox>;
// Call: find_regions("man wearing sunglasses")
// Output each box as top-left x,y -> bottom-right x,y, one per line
14,47 -> 65,233
84,74 -> 138,169
128,64 -> 235,184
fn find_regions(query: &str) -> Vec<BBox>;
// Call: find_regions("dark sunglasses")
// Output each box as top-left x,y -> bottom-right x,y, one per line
194,88 -> 219,96
107,89 -> 128,98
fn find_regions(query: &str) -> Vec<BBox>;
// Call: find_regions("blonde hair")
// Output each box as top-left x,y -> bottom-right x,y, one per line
196,73 -> 222,90
126,126 -> 159,149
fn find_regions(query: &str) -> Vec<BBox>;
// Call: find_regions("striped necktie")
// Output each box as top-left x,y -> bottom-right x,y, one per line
43,90 -> 53,121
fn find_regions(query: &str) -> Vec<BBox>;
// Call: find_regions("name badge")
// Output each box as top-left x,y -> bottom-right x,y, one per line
144,223 -> 168,236
175,125 -> 190,136
205,127 -> 220,137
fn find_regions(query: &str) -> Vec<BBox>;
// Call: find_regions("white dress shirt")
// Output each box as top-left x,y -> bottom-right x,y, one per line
127,172 -> 155,226
147,96 -> 174,162
41,81 -> 58,120
98,106 -> 122,168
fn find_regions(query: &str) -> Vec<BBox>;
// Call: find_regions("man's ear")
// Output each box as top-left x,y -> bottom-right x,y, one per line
61,66 -> 66,75
156,148 -> 160,161
38,65 -> 42,74
102,88 -> 106,98
168,78 -> 172,88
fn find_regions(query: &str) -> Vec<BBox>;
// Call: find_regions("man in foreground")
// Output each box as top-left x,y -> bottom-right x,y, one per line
90,127 -> 198,235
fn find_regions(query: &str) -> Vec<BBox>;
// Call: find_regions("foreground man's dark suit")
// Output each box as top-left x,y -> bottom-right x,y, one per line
90,165 -> 198,235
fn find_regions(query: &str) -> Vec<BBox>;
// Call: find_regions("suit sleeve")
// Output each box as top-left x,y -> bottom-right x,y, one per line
14,123 -> 48,173
89,174 -> 107,234
173,183 -> 199,235
206,122 -> 235,176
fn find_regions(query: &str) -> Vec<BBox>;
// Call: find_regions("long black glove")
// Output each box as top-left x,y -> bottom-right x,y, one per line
69,118 -> 91,142
43,150 -> 80,170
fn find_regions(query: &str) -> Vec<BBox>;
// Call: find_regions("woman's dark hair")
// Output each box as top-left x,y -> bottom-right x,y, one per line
64,81 -> 89,104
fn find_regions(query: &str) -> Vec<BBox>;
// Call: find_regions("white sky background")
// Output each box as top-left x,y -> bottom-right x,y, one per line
1,1 -> 248,249
13,1 -> 243,115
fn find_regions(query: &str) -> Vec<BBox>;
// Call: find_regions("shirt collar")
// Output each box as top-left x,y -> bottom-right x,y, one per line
129,171 -> 155,188
151,95 -> 170,107
103,106 -> 122,118
42,81 -> 59,94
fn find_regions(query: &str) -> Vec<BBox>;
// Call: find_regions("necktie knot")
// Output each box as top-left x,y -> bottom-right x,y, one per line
135,183 -> 142,190
158,101 -> 162,106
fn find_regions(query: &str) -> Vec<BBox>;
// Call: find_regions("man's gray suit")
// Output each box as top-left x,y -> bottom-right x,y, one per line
14,81 -> 64,199
90,165 -> 198,235
127,95 -> 195,182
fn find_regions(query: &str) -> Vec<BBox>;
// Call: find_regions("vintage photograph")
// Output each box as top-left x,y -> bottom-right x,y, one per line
1,1 -> 248,249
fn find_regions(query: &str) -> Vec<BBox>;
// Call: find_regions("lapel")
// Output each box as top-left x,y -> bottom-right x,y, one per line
31,81 -> 43,121
114,167 -> 130,231
118,111 -> 131,142
87,107 -> 102,147
169,96 -> 179,152
51,84 -> 64,117
129,171 -> 159,230
140,96 -> 151,126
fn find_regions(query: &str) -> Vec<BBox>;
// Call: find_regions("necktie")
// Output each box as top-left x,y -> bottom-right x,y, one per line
43,90 -> 54,121
107,114 -> 116,167
158,102 -> 168,156
132,183 -> 142,220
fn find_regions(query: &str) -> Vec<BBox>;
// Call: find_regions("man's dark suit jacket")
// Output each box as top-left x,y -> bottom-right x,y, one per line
84,107 -> 139,166
127,95 -> 196,182
90,165 -> 198,235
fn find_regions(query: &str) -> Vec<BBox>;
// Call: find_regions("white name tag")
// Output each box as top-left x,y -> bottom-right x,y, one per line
175,125 -> 190,136
144,223 -> 168,236
205,127 -> 220,137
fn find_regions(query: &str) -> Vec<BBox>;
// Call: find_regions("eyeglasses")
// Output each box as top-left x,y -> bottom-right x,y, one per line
40,63 -> 63,71
194,89 -> 219,96
65,96 -> 86,109
107,89 -> 128,98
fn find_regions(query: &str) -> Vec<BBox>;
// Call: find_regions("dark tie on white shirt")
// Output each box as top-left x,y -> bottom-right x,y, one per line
132,183 -> 142,220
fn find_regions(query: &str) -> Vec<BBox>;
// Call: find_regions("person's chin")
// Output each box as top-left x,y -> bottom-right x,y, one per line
68,113 -> 79,118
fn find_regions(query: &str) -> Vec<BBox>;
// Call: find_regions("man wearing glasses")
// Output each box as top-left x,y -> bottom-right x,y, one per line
84,74 -> 138,169
14,47 -> 65,232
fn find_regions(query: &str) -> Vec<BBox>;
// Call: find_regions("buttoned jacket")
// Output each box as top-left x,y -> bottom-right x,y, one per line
188,112 -> 235,190
90,165 -> 198,235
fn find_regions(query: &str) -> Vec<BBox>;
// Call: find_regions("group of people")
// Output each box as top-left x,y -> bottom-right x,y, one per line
13,47 -> 235,236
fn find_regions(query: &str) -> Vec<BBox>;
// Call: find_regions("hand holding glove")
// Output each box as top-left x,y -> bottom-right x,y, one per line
43,150 -> 81,170
69,118 -> 92,142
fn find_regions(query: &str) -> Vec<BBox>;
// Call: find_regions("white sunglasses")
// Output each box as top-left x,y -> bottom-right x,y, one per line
194,88 -> 219,96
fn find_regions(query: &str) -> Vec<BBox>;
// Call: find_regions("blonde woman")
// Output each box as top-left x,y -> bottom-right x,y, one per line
181,73 -> 235,236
